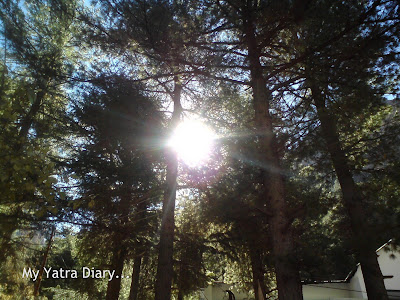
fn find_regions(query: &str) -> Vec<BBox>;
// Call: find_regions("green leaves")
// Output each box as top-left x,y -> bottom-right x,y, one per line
0,0 -> 399,298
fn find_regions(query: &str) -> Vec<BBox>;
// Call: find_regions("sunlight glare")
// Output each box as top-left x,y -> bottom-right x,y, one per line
168,120 -> 215,166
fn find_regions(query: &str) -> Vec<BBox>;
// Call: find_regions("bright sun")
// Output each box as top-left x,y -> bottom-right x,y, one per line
168,119 -> 215,166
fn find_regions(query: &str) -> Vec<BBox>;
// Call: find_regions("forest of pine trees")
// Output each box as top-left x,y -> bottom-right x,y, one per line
0,0 -> 399,299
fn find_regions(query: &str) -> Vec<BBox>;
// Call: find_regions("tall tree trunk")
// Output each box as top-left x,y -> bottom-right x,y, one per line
177,240 -> 188,300
242,12 -> 303,300
128,190 -> 149,300
248,242 -> 267,300
129,200 -> 147,300
106,248 -> 126,300
309,78 -> 388,300
155,76 -> 182,300
128,255 -> 142,300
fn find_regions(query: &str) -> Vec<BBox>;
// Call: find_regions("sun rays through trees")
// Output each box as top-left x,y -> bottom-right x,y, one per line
0,0 -> 399,299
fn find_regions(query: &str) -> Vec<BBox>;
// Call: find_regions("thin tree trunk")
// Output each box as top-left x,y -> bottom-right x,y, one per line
34,227 -> 55,296
128,255 -> 142,300
177,290 -> 184,300
248,243 -> 267,300
155,76 -> 182,300
177,240 -> 188,300
128,191 -> 148,300
309,78 -> 388,300
1,32 -> 6,100
18,86 -> 47,140
106,248 -> 126,300
243,12 -> 303,300
129,202 -> 146,300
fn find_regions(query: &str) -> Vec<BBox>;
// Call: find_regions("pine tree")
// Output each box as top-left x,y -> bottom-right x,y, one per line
191,1 -> 305,298
0,0 -> 80,278
286,1 -> 400,298
81,1 -> 212,297
66,74 -> 162,299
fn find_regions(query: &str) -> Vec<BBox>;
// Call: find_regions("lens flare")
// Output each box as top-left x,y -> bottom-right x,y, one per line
168,120 -> 215,166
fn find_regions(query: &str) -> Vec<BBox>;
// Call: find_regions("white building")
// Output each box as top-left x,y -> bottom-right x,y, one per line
303,241 -> 400,300
199,282 -> 251,300
199,241 -> 400,300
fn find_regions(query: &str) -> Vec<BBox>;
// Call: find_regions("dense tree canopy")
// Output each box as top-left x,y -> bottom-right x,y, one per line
0,0 -> 399,299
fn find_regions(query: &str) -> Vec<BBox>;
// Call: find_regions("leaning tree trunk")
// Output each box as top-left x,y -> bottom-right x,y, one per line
243,13 -> 303,300
17,79 -> 49,149
106,248 -> 126,300
18,88 -> 46,139
309,78 -> 389,300
128,255 -> 142,300
155,77 -> 182,300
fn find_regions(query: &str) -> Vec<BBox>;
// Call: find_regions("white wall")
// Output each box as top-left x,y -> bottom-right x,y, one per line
377,245 -> 400,291
303,243 -> 400,300
200,283 -> 251,300
349,244 -> 400,299
303,282 -> 353,300
201,244 -> 400,300
349,266 -> 366,299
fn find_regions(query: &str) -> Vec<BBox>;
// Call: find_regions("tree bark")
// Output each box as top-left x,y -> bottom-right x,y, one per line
155,77 -> 182,300
18,84 -> 47,141
248,243 -> 267,300
309,77 -> 388,300
128,255 -> 142,300
1,32 -> 6,101
243,12 -> 303,300
177,290 -> 184,300
106,248 -> 126,300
